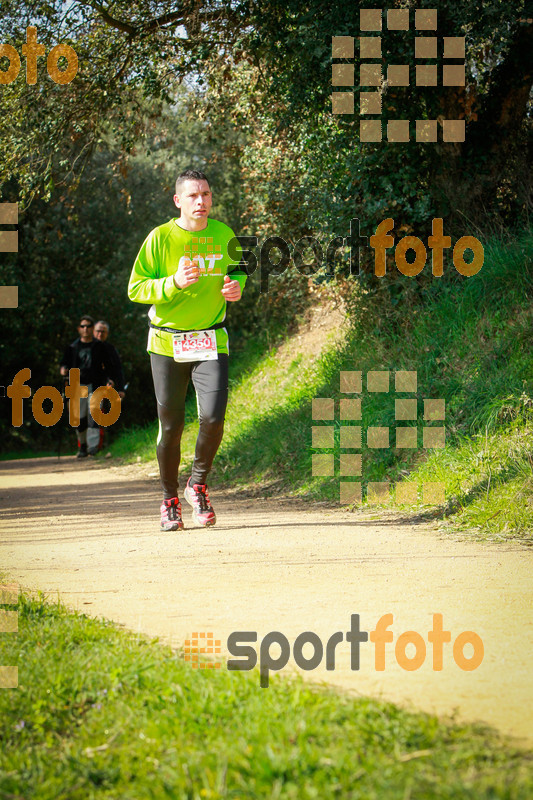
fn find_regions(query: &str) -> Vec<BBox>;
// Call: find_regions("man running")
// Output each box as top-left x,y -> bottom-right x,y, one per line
128,169 -> 246,531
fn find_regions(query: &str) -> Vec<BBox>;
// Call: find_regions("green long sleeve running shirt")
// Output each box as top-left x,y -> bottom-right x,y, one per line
128,218 -> 246,358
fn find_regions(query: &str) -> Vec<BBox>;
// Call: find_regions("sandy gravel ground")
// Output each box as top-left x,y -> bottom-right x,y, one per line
1,456 -> 532,746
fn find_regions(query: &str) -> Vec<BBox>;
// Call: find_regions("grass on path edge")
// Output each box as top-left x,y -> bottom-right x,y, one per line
0,593 -> 532,799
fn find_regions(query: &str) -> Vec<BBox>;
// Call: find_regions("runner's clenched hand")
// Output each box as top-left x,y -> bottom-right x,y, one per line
221,275 -> 242,301
174,257 -> 200,289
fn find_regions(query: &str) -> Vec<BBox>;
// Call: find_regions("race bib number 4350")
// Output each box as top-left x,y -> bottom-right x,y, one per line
172,329 -> 218,362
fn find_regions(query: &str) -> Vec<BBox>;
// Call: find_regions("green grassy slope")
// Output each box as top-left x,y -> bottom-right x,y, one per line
112,232 -> 533,540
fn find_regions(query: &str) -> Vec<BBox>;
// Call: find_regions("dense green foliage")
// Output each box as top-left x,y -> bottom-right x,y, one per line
228,0 -> 532,235
1,593 -> 532,798
1,0 -> 530,235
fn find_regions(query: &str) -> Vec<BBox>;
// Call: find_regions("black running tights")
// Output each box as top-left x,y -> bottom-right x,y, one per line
150,352 -> 229,498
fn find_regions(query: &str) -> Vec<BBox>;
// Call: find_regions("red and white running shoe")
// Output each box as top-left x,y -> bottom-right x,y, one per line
160,497 -> 185,531
184,478 -> 216,527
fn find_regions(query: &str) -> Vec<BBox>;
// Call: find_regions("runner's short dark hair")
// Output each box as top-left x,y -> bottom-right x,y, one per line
175,169 -> 210,195
79,314 -> 94,326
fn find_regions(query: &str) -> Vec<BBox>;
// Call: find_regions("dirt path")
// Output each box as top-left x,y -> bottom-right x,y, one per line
1,456 -> 532,745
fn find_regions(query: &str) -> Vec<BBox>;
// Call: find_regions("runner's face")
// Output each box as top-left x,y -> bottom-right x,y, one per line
94,325 -> 108,341
78,320 -> 93,342
173,180 -> 212,228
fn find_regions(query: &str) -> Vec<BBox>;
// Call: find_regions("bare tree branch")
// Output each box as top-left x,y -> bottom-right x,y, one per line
87,1 -> 232,39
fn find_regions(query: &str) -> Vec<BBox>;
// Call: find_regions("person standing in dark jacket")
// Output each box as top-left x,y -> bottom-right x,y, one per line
60,315 -> 116,457
94,320 -> 126,452
94,321 -> 126,397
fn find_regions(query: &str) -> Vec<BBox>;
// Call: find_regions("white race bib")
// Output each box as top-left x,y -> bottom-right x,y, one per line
172,329 -> 218,362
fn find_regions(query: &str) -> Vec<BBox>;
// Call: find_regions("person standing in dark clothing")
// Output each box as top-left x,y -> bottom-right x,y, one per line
94,321 -> 126,398
94,320 -> 126,452
60,315 -> 116,457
